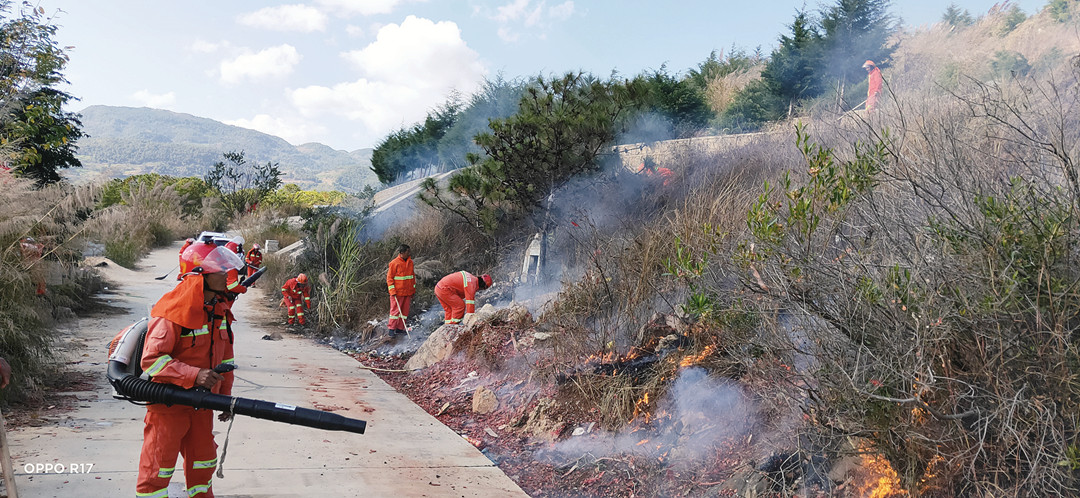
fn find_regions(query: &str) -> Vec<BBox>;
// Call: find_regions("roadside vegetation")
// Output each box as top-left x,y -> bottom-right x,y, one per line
4,0 -> 1080,494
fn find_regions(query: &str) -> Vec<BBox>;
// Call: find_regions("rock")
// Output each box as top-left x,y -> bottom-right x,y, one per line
262,332 -> 284,341
656,334 -> 680,351
404,324 -> 467,370
572,427 -> 586,436
636,312 -> 688,346
53,306 -> 75,322
472,387 -> 498,414
719,468 -> 770,496
491,304 -> 532,325
511,398 -> 562,441
533,332 -> 552,341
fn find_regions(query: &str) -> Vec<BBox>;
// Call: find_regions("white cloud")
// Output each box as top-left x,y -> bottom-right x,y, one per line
484,0 -> 576,42
131,90 -> 176,109
315,0 -> 423,16
345,24 -> 364,37
190,39 -> 229,53
495,0 -> 530,22
238,4 -> 328,32
290,16 -> 485,143
549,1 -> 575,20
225,114 -> 328,145
219,45 -> 302,84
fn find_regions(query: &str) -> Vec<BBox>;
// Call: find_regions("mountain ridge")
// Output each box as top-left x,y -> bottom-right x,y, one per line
70,105 -> 378,193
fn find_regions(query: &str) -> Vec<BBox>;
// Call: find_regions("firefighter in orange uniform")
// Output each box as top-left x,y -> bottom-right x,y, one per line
244,243 -> 263,279
281,273 -> 311,325
386,244 -> 415,337
434,271 -> 492,325
137,242 -> 246,498
863,60 -> 884,112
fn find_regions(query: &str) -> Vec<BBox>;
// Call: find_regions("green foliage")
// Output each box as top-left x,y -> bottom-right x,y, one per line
437,75 -> 528,169
0,2 -> 84,186
99,173 -> 210,215
941,3 -> 975,27
262,183 -> 348,215
819,0 -> 897,87
761,11 -> 824,112
104,238 -> 139,268
990,50 -> 1031,79
686,47 -> 762,91
204,150 -> 283,216
1000,5 -> 1027,34
370,100 -> 460,184
719,79 -> 785,131
1048,0 -> 1077,22
422,72 -> 642,232
628,67 -> 712,138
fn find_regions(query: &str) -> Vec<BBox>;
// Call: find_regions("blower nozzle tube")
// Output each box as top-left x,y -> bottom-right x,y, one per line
107,361 -> 366,434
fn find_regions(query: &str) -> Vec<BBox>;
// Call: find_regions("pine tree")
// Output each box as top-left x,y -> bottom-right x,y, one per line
761,11 -> 824,115
819,0 -> 897,88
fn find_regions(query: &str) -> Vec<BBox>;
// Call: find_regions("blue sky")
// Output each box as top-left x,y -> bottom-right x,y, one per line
49,0 -> 1044,151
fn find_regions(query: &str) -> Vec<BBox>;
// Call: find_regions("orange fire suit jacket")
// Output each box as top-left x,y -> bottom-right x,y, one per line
387,255 -> 415,296
245,248 -> 263,268
437,271 -> 481,315
141,275 -> 235,395
281,278 -> 311,308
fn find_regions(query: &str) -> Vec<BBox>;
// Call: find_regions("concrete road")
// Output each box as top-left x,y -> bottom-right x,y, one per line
8,242 -> 528,497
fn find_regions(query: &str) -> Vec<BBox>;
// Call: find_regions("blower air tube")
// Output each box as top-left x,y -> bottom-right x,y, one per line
107,361 -> 366,434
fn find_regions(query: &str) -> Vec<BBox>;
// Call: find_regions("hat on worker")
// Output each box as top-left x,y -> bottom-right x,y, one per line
481,274 -> 493,288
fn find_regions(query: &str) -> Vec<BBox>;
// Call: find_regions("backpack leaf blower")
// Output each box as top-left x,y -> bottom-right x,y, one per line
107,267 -> 366,434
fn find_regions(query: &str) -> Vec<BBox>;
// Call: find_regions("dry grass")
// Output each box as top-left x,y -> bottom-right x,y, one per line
706,64 -> 764,116
0,175 -> 101,402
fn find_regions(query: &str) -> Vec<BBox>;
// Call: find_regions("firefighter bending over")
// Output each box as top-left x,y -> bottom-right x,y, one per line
281,273 -> 311,325
434,271 -> 492,325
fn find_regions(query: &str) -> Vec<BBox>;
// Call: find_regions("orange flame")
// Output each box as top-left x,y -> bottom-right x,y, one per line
857,451 -> 907,498
680,345 -> 717,367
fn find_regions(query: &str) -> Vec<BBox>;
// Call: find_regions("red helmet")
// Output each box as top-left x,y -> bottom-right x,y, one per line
252,243 -> 260,250
862,60 -> 876,69
296,273 -> 308,284
181,242 -> 246,275
481,274 -> 493,288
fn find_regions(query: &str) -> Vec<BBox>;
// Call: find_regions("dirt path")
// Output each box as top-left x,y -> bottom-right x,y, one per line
8,242 -> 527,497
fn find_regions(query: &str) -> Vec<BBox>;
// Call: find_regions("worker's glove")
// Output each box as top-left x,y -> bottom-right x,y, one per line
218,412 -> 233,422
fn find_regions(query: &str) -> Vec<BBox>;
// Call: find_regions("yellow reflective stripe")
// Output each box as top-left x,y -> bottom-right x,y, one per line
222,358 -> 234,365
157,467 -> 175,478
465,300 -> 475,304
187,480 -> 212,496
218,321 -> 227,330
461,271 -> 468,288
145,355 -> 172,376
393,276 -> 413,280
137,488 -> 169,498
181,325 -> 210,337
388,284 -> 395,290
226,279 -> 240,290
389,315 -> 401,319
192,458 -> 217,469
446,318 -> 462,323
297,311 -> 305,316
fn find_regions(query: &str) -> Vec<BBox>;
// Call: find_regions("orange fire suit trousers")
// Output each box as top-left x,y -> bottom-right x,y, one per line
435,284 -> 465,324
388,294 -> 411,330
283,295 -> 305,324
137,405 -> 217,497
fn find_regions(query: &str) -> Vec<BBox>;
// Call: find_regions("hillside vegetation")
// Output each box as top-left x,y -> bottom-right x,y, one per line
295,1 -> 1080,496
72,105 -> 378,193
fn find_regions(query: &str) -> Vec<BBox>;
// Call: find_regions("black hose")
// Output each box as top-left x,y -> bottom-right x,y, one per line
107,361 -> 366,434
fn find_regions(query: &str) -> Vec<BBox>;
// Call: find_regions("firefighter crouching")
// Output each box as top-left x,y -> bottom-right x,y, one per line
137,242 -> 247,498
281,273 -> 311,325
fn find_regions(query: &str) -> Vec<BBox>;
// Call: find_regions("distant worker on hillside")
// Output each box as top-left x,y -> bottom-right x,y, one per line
281,273 -> 311,325
863,60 -> 883,113
434,271 -> 492,325
637,160 -> 672,186
386,244 -> 414,338
245,243 -> 263,279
